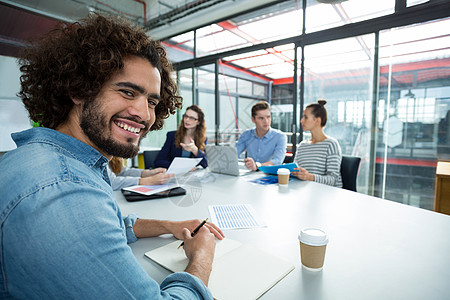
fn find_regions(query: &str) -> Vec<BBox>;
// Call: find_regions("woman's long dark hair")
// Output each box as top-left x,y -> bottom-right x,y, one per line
175,105 -> 206,151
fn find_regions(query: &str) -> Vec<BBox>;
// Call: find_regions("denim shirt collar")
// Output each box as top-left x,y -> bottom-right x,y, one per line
12,127 -> 109,177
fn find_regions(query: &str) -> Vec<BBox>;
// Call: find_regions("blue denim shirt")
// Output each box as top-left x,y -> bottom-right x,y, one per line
235,127 -> 287,165
0,127 -> 212,299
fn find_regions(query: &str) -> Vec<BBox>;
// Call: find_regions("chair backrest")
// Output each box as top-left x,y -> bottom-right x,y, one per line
143,150 -> 160,169
283,155 -> 294,164
340,155 -> 361,192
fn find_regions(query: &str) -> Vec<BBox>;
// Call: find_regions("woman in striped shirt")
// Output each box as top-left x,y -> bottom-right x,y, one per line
292,100 -> 343,188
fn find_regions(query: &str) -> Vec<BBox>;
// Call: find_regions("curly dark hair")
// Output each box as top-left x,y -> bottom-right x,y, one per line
18,13 -> 182,130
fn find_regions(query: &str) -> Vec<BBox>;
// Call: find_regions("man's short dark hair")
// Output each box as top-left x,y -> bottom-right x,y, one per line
18,14 -> 181,130
251,101 -> 270,118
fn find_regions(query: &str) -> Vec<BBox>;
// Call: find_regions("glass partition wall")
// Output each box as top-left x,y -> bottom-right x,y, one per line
196,65 -> 217,143
148,0 -> 449,211
302,34 -> 376,194
375,17 -> 450,210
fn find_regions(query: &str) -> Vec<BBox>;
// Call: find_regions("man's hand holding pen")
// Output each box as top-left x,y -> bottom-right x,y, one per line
180,219 -> 225,286
244,157 -> 258,171
178,218 -> 208,249
182,225 -> 215,256
179,218 -> 225,247
135,218 -> 224,286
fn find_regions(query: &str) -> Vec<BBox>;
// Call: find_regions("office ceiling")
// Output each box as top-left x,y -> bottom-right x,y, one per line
0,0 -> 283,57
2,0 -> 447,84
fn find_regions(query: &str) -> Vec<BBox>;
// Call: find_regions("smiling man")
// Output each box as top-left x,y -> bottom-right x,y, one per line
61,57 -> 160,159
0,14 -> 224,299
236,101 -> 287,171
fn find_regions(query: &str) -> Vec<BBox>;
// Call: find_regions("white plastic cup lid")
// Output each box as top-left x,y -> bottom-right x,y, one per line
277,168 -> 290,175
298,227 -> 328,246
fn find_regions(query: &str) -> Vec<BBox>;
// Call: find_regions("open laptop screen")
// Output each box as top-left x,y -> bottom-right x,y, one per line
205,145 -> 252,176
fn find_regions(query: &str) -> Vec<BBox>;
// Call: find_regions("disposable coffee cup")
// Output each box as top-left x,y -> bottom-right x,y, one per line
277,168 -> 290,185
298,228 -> 328,271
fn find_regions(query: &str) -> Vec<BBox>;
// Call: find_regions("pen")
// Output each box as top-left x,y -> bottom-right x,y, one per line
177,218 -> 209,249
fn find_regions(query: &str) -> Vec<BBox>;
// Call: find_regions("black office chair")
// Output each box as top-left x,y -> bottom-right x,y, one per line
340,155 -> 361,192
143,150 -> 160,169
283,154 -> 294,164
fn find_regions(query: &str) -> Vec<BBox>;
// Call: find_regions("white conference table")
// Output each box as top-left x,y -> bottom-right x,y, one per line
116,170 -> 450,300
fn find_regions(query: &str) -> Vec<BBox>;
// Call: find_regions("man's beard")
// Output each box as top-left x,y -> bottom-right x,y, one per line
79,100 -> 149,158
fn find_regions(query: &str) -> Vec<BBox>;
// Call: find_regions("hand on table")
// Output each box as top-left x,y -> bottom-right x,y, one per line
142,167 -> 167,177
292,167 -> 315,181
139,172 -> 174,185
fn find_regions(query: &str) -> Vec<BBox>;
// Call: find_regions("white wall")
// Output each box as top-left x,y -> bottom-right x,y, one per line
0,55 -> 31,151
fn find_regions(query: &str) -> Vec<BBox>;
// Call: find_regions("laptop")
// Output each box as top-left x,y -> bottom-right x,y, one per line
205,145 -> 253,176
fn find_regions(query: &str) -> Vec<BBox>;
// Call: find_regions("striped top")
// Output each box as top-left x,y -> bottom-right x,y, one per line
294,137 -> 343,188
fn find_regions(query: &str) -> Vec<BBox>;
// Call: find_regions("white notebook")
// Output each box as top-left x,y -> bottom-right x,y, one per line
145,238 -> 294,300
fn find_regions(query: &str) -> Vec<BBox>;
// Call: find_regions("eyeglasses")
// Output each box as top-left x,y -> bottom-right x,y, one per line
183,114 -> 198,121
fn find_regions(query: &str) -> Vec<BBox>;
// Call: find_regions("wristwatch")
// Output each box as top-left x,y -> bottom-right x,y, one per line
255,162 -> 262,169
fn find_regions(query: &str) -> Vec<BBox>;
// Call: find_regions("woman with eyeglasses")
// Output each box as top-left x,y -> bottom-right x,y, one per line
154,104 -> 208,169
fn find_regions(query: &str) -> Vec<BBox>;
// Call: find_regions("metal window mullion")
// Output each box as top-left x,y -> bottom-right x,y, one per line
368,31 -> 380,196
215,59 -> 220,145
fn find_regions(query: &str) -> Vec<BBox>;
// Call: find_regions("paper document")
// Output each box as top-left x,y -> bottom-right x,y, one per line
122,183 -> 179,196
208,204 -> 266,229
167,157 -> 203,175
145,238 -> 294,300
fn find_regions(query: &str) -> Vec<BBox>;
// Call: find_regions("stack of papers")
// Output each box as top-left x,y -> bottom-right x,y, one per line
121,158 -> 202,196
122,183 -> 179,196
